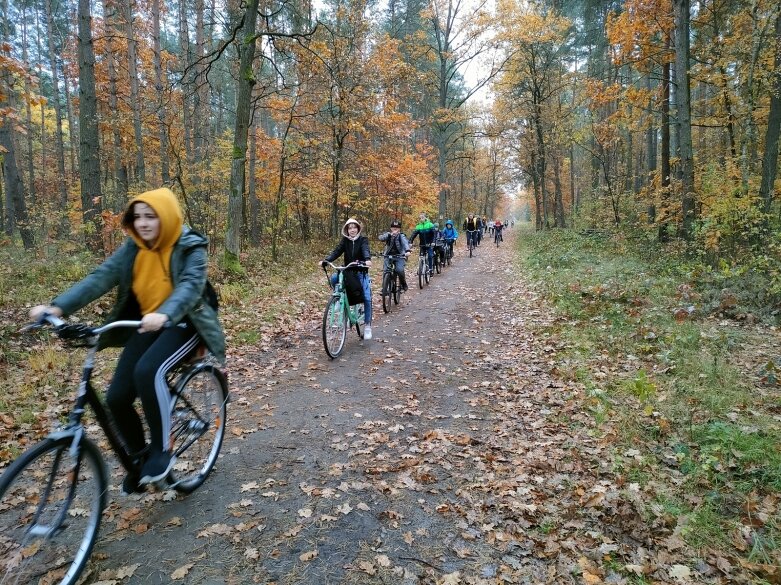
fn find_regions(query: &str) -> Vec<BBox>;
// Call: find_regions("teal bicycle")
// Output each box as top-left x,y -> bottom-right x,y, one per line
321,261 -> 366,358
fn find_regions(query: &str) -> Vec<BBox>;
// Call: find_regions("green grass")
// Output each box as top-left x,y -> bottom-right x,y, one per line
516,224 -> 781,559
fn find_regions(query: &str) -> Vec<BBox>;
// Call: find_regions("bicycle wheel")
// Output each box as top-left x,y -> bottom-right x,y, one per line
0,435 -> 107,585
434,253 -> 441,274
418,258 -> 424,289
424,262 -> 431,285
469,241 -> 473,258
382,272 -> 392,314
354,305 -> 364,339
168,364 -> 228,494
392,274 -> 400,305
322,296 -> 347,358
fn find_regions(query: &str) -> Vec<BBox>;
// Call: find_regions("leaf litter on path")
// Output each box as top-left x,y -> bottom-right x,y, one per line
80,233 -> 738,584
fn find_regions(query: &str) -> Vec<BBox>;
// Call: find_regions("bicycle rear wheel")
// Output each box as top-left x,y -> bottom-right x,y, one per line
322,296 -> 347,358
0,436 -> 106,585
381,272 -> 392,313
168,364 -> 228,494
434,253 -> 441,274
392,274 -> 400,305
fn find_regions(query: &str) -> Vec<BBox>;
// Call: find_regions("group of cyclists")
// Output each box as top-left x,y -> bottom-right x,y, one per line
463,213 -> 513,248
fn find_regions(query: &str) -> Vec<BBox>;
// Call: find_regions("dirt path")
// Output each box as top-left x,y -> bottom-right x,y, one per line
83,231 -> 697,585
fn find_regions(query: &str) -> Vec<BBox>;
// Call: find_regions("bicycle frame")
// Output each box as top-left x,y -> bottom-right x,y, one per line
46,318 -> 148,476
322,262 -> 365,326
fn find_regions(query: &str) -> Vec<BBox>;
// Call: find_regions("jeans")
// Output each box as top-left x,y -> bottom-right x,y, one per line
331,271 -> 372,324
384,257 -> 407,289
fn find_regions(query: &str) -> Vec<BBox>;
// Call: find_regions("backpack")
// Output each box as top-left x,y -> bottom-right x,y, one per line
204,280 -> 220,311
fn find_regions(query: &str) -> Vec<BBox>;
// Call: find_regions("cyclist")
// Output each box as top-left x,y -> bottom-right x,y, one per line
378,219 -> 411,291
441,219 -> 458,260
29,187 -> 226,493
409,212 -> 435,273
320,218 -> 373,340
463,213 -> 479,250
494,219 -> 504,244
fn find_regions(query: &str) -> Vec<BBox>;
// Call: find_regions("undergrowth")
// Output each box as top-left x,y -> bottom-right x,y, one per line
517,225 -> 781,570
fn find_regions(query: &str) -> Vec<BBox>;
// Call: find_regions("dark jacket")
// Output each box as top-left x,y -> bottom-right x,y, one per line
51,227 -> 226,363
378,231 -> 411,256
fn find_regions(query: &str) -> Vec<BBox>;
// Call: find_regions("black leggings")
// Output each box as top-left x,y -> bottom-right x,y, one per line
105,320 -> 199,457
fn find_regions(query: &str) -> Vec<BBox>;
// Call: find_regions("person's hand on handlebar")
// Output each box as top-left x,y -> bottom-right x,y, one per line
29,305 -> 63,321
139,312 -> 168,333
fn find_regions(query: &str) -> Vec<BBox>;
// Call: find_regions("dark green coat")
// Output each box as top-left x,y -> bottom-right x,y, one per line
52,228 -> 226,363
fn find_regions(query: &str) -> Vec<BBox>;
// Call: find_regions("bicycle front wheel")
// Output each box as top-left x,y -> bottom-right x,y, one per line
169,364 -> 228,494
382,272 -> 392,313
0,436 -> 107,585
418,259 -> 424,289
322,296 -> 347,358
392,274 -> 400,305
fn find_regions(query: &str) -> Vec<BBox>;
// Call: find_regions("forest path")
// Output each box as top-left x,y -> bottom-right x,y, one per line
85,229 -> 670,585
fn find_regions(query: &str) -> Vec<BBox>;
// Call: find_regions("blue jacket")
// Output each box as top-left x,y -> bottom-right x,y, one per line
442,221 -> 458,240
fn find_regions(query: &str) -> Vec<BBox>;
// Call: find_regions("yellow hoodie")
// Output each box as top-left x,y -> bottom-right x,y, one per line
121,188 -> 184,315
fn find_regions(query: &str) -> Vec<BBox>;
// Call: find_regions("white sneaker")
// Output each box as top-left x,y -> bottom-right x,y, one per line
364,325 -> 373,340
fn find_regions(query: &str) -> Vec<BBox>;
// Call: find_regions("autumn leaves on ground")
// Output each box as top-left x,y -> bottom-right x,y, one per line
2,229 -> 780,585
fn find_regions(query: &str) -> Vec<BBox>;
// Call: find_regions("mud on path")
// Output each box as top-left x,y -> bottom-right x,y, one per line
83,231 -> 698,585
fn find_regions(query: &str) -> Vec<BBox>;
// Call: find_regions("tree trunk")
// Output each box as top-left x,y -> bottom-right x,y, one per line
0,124 -> 34,248
151,0 -> 170,184
101,0 -> 128,203
44,0 -> 69,233
674,0 -> 695,238
21,10 -> 35,204
759,10 -> 781,215
659,38 -> 671,242
553,152 -> 566,228
77,0 -> 103,252
179,0 -> 193,162
62,64 -> 78,179
225,0 -> 259,267
122,0 -> 145,184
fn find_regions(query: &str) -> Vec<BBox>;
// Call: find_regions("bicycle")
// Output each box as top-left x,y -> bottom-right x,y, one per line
321,261 -> 367,358
443,239 -> 455,266
379,253 -> 406,314
432,241 -> 444,274
416,245 -> 433,289
0,314 -> 228,585
466,229 -> 478,257
495,227 -> 503,247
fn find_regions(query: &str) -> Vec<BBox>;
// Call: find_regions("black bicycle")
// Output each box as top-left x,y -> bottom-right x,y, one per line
416,245 -> 433,288
379,253 -> 405,313
466,229 -> 478,257
443,239 -> 455,266
0,314 -> 228,585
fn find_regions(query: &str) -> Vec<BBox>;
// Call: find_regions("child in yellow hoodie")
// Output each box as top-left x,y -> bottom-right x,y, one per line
30,188 -> 225,493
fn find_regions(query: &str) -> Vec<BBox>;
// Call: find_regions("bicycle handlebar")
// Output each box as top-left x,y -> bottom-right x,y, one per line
24,312 -> 160,341
321,260 -> 367,272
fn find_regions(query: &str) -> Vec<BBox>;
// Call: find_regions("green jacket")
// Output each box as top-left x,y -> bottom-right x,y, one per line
52,227 -> 226,363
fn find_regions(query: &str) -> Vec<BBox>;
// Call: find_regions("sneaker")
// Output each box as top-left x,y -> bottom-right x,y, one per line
139,451 -> 175,485
364,325 -> 373,340
120,472 -> 144,496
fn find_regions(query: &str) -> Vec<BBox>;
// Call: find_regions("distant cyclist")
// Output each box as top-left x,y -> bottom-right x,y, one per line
378,219 -> 411,291
463,214 -> 479,249
494,219 -> 504,244
320,218 -> 373,340
441,219 -> 458,259
409,212 -> 436,272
